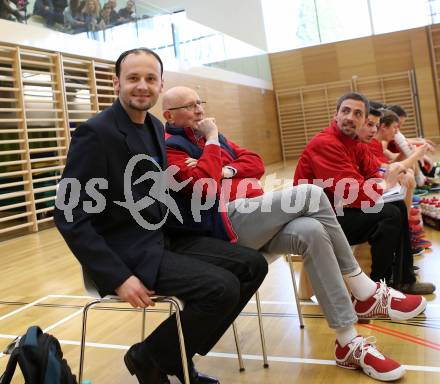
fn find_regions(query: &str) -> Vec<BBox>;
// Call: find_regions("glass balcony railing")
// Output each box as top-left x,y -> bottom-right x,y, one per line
1,1 -> 271,82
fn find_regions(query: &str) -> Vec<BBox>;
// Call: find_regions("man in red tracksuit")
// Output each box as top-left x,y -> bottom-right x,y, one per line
294,91 -> 434,295
162,86 -> 428,382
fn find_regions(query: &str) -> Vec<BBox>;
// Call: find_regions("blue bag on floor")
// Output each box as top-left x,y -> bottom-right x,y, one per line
0,325 -> 77,384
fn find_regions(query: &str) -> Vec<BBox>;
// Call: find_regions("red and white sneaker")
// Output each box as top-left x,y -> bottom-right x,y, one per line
335,336 -> 405,381
353,280 -> 427,321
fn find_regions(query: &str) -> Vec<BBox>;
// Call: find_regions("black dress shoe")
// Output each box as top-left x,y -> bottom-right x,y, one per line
124,343 -> 170,384
177,365 -> 220,384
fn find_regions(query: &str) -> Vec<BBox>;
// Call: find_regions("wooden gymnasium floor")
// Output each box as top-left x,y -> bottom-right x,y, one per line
0,160 -> 439,384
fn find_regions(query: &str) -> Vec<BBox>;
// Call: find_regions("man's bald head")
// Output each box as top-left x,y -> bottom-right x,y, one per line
162,86 -> 198,111
162,86 -> 205,129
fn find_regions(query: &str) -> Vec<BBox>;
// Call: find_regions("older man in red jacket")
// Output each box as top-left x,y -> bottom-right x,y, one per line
163,86 -> 428,382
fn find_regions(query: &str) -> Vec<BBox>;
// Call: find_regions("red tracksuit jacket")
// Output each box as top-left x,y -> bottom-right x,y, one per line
293,121 -> 383,209
165,126 -> 265,202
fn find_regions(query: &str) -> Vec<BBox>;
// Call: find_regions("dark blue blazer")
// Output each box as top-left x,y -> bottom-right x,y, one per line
54,99 -> 167,296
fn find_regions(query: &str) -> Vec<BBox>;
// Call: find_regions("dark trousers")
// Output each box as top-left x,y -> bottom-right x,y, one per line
136,234 -> 268,375
337,201 -> 415,285
35,7 -> 64,26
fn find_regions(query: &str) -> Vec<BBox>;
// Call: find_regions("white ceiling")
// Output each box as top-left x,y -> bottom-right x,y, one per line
144,0 -> 268,51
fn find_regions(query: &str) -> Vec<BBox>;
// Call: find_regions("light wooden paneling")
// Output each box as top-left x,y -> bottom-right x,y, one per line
270,26 -> 440,140
276,80 -> 352,159
411,28 -> 437,139
354,71 -> 419,137
427,24 -> 440,138
302,43 -> 339,85
269,53 -> 303,91
335,38 -> 377,79
372,31 -> 414,74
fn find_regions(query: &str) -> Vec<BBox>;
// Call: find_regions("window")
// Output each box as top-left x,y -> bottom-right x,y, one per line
262,0 -> 320,52
370,0 -> 431,34
262,0 -> 435,53
316,0 -> 372,43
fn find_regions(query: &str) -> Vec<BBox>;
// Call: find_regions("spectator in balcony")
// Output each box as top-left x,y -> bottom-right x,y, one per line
78,0 -> 99,31
33,0 -> 66,27
97,1 -> 113,29
0,0 -> 26,22
117,0 -> 135,23
103,0 -> 118,24
64,0 -> 86,32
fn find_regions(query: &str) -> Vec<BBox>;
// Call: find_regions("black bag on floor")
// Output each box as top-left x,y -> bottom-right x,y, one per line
0,325 -> 77,384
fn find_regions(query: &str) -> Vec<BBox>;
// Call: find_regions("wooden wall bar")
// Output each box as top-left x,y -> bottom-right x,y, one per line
0,43 -> 281,240
270,26 -> 440,140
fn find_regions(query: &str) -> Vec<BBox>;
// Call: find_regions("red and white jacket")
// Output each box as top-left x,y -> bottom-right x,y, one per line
293,121 -> 383,209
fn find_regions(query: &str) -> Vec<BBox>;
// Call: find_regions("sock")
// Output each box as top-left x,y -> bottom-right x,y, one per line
343,267 -> 377,301
335,325 -> 358,347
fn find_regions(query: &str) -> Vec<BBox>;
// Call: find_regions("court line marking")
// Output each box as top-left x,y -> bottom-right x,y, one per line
248,300 -> 440,309
2,295 -> 439,314
249,300 -> 318,306
1,334 -> 439,373
47,295 -> 91,300
43,309 -> 84,333
359,323 -> 440,351
1,293 -> 438,345
0,295 -> 50,322
1,294 -> 438,351
207,352 -> 440,373
0,295 -> 91,324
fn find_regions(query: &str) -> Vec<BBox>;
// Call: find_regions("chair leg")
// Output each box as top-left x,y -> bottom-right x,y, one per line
167,297 -> 190,384
231,321 -> 245,372
78,299 -> 102,383
79,297 -> 189,384
288,260 -> 305,329
255,291 -> 269,368
141,307 -> 146,340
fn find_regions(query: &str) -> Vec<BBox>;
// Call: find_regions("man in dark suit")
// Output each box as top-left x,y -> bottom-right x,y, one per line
54,48 -> 267,384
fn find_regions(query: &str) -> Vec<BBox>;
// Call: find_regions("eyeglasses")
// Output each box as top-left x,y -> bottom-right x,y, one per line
167,100 -> 206,111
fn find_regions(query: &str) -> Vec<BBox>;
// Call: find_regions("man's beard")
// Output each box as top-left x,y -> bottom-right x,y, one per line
128,99 -> 152,111
339,120 -> 357,138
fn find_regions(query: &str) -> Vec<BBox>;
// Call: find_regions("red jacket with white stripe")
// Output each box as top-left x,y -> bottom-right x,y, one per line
293,121 -> 383,209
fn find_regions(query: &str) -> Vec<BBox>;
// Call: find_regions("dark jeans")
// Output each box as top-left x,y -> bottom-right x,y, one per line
337,201 -> 415,286
136,234 -> 268,375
